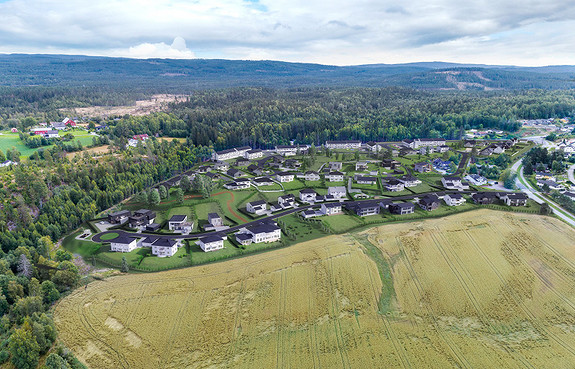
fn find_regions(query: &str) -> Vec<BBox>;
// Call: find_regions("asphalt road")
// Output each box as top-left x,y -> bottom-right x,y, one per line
512,160 -> 575,227
568,164 -> 575,186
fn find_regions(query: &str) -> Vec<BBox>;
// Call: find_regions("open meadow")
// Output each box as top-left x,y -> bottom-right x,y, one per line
54,210 -> 575,368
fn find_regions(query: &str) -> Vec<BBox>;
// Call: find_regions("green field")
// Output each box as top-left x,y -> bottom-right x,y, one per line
0,130 -> 99,158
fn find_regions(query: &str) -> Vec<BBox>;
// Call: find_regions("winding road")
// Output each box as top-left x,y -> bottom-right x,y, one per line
512,159 -> 575,227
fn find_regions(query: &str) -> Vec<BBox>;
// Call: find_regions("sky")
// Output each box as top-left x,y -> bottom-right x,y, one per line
0,0 -> 573,66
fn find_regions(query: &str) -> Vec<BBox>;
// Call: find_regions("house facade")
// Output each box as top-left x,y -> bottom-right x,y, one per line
246,200 -> 267,215
151,238 -> 179,257
325,140 -> 362,149
325,171 -> 344,182
444,193 -> 466,206
197,235 -> 225,252
110,235 -> 139,253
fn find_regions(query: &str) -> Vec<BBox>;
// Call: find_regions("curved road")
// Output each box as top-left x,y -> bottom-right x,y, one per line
512,160 -> 575,227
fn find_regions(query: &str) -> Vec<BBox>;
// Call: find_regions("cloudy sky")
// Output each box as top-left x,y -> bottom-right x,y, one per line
0,0 -> 573,66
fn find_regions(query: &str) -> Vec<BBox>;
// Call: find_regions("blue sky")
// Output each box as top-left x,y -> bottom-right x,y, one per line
0,0 -> 573,66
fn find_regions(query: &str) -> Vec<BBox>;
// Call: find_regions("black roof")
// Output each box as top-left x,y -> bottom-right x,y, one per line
392,202 -> 415,209
247,223 -> 280,234
200,234 -> 224,243
110,210 -> 131,217
208,212 -> 221,219
112,235 -> 138,244
169,215 -> 187,222
143,235 -> 160,243
153,238 -> 177,247
236,233 -> 253,241
248,200 -> 266,206
300,188 -> 317,194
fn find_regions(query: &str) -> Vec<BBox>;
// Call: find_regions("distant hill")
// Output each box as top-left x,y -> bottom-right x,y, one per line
0,54 -> 573,90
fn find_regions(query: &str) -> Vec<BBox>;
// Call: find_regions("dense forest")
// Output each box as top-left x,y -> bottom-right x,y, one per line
99,88 -> 575,150
0,138 -> 211,368
0,55 -> 574,90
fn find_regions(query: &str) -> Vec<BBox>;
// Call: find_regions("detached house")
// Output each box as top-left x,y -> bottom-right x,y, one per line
381,159 -> 400,170
227,168 -> 245,179
326,186 -> 347,200
389,202 -> 415,215
414,162 -> 432,173
356,176 -> 377,185
108,210 -> 131,224
325,171 -> 344,182
400,176 -> 422,187
303,171 -> 320,181
321,202 -> 343,215
499,193 -> 528,206
252,177 -> 274,186
110,235 -> 139,253
168,215 -> 193,234
384,178 -> 405,192
246,200 -> 267,215
236,222 -> 282,244
128,209 -> 156,228
419,194 -> 440,211
197,234 -> 225,252
442,176 -> 469,190
346,201 -> 381,216
151,238 -> 179,257
444,193 -> 466,206
278,194 -> 296,208
275,172 -> 295,183
472,192 -> 498,205
329,162 -> 343,171
208,213 -> 224,227
299,188 -> 318,203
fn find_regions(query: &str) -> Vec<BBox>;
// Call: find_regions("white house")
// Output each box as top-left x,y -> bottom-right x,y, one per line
442,176 -> 469,190
325,140 -> 362,149
110,235 -> 139,253
384,179 -> 405,192
278,194 -> 296,208
245,149 -> 263,159
274,145 -> 309,156
356,176 -> 377,185
325,171 -> 344,182
168,215 -> 193,234
246,200 -> 267,215
238,222 -> 281,244
499,193 -> 528,206
355,161 -> 369,171
399,176 -> 422,187
151,238 -> 179,257
197,234 -> 225,252
321,202 -> 342,215
299,188 -> 318,203
303,171 -> 320,181
328,162 -> 343,171
464,174 -> 488,186
444,193 -> 466,206
402,138 -> 446,149
275,172 -> 295,182
44,130 -> 60,138
327,186 -> 346,200
212,146 -> 252,161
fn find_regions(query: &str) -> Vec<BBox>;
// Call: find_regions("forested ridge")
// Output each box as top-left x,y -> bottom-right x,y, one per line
102,88 -> 575,150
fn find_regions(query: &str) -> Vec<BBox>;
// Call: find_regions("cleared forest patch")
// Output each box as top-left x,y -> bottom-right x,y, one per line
55,210 -> 575,368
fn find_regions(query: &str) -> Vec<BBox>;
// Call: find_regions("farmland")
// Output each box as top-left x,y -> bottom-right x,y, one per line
54,210 -> 575,368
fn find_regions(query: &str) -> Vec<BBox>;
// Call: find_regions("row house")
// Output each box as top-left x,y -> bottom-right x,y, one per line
325,140 -> 362,149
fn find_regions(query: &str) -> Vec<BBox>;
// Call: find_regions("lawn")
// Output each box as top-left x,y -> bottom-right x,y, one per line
321,214 -> 365,233
0,132 -> 39,157
61,230 -> 102,257
100,232 -> 119,241
278,213 -> 327,244
188,240 -> 243,265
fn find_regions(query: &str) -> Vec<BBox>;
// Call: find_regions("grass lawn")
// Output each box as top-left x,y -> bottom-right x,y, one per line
61,230 -> 102,257
321,214 -> 365,233
100,232 -> 120,241
280,180 -> 307,191
194,201 -> 221,221
0,132 -> 38,157
139,247 -> 190,270
188,240 -> 243,265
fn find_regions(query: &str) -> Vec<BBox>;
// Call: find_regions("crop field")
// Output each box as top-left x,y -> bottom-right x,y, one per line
55,210 -> 575,368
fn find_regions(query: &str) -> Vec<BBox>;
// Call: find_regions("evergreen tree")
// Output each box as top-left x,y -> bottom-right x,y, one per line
175,188 -> 184,204
121,256 -> 129,273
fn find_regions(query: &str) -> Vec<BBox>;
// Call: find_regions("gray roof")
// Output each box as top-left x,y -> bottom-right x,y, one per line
169,215 -> 187,222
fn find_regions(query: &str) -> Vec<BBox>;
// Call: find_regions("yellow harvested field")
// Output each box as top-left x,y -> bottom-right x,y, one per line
54,210 -> 575,368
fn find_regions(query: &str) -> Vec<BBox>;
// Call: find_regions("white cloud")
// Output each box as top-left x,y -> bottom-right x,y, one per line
113,37 -> 196,59
0,0 -> 572,65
